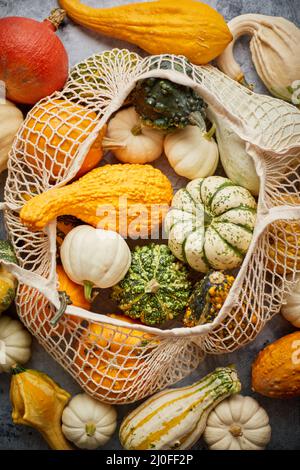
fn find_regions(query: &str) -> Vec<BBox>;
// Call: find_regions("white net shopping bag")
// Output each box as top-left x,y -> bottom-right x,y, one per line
2,49 -> 300,404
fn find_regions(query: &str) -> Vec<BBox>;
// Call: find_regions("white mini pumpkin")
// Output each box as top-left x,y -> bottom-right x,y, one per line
62,393 -> 117,449
281,278 -> 300,327
102,107 -> 164,163
0,100 -> 23,174
164,124 -> 219,179
204,394 -> 271,450
0,316 -> 32,373
164,176 -> 257,272
60,225 -> 131,301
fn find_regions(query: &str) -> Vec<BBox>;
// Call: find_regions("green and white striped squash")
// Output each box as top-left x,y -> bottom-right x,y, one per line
0,241 -> 18,314
120,366 -> 241,450
164,176 -> 257,272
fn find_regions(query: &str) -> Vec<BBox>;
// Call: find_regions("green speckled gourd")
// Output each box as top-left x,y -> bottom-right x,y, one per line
131,78 -> 206,131
112,244 -> 192,326
184,271 -> 235,327
0,241 -> 18,314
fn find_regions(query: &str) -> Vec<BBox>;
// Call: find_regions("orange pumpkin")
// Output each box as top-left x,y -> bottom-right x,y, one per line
22,98 -> 106,179
75,314 -> 157,399
76,348 -> 140,398
86,313 -> 153,354
267,195 -> 300,274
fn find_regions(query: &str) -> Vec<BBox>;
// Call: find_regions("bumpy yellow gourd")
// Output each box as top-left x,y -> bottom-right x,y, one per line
59,0 -> 232,65
252,332 -> 300,398
20,164 -> 173,236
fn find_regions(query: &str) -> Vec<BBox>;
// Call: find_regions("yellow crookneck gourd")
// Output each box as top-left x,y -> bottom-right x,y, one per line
10,365 -> 73,450
20,164 -> 173,236
59,0 -> 232,65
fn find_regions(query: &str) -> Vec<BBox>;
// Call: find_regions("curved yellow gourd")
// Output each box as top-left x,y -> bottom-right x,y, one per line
59,0 -> 232,64
10,365 -> 72,450
20,164 -> 173,235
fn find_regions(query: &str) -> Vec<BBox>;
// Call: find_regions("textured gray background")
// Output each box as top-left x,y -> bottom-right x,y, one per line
0,0 -> 300,451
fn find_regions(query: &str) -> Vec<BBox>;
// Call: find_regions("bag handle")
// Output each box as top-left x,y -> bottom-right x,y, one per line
0,201 -> 21,212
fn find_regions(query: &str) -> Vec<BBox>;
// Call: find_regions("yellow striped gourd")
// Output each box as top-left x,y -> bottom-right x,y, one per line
120,366 -> 241,450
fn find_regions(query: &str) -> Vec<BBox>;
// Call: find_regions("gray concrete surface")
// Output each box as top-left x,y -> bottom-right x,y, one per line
0,0 -> 300,450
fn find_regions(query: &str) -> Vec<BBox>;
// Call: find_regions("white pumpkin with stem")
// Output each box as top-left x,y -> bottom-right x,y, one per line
164,123 -> 219,179
0,316 -> 32,373
102,107 -> 164,163
60,225 -> 131,301
204,394 -> 271,450
281,278 -> 300,327
62,393 -> 117,449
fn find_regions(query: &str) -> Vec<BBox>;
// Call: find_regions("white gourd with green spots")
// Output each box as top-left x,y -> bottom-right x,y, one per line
164,176 -> 257,272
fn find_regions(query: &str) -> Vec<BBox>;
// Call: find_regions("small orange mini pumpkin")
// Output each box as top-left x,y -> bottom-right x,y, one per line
267,195 -> 300,275
22,98 -> 106,179
75,314 -> 156,400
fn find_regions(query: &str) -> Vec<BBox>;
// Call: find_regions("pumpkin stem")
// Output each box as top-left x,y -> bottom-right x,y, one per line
50,291 -> 72,327
11,364 -> 26,375
188,111 -> 206,131
204,123 -> 216,141
240,77 -> 255,91
84,281 -> 94,302
46,8 -> 66,31
85,422 -> 97,437
229,424 -> 243,437
102,137 -> 126,150
131,124 -> 142,136
204,211 -> 212,227
145,278 -> 160,294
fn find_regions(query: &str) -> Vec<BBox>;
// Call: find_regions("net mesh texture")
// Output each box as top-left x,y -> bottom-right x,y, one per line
3,49 -> 300,404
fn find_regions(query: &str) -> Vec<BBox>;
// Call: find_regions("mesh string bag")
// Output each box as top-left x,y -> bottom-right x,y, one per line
2,49 -> 300,404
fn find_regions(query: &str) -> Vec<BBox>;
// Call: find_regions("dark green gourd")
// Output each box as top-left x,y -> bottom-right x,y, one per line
184,271 -> 235,327
131,77 -> 206,131
112,244 -> 192,326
